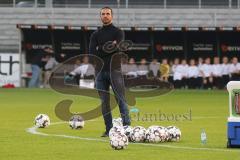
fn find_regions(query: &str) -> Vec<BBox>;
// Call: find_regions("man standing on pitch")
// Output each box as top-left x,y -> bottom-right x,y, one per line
89,7 -> 131,137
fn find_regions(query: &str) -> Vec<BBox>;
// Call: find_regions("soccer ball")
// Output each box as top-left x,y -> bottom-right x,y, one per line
145,126 -> 167,143
145,128 -> 151,143
34,114 -> 50,128
167,126 -> 181,141
164,127 -> 171,141
112,117 -> 123,127
157,126 -> 168,142
123,125 -> 133,140
110,133 -> 128,150
145,125 -> 159,135
130,126 -> 146,142
69,115 -> 85,129
109,126 -> 124,138
145,126 -> 160,143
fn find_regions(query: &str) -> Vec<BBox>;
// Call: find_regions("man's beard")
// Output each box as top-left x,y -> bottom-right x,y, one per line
102,19 -> 111,25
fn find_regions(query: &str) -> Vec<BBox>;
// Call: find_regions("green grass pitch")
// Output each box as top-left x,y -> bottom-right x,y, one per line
0,88 -> 239,160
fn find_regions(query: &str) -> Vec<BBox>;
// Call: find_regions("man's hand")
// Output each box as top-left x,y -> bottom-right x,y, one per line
112,40 -> 117,44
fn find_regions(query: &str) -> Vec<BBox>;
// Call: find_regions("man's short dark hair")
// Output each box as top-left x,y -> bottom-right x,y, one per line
100,6 -> 113,15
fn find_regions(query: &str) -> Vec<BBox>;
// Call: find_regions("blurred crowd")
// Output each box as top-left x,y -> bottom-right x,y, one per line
28,48 -> 240,89
121,56 -> 240,89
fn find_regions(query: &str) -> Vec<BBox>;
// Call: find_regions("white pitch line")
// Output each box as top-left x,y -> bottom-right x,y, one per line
53,134 -> 107,142
26,122 -> 240,153
132,143 -> 239,152
27,126 -> 48,136
192,116 -> 221,119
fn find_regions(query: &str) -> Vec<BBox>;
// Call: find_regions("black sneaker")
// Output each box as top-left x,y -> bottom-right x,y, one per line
101,132 -> 109,137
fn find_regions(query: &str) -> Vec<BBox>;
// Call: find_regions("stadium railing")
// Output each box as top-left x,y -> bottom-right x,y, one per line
1,0 -> 240,9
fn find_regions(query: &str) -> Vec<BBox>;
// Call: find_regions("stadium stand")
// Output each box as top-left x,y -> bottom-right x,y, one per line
1,0 -> 240,88
0,0 -> 240,53
1,7 -> 240,53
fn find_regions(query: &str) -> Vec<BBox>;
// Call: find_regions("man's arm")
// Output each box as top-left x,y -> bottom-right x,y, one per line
89,31 -> 97,55
116,29 -> 125,43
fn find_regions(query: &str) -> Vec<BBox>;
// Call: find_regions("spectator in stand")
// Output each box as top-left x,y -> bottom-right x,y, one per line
65,56 -> 95,85
75,56 -> 95,78
28,48 -> 48,88
187,59 -> 199,89
201,57 -> 213,89
126,58 -> 138,78
197,57 -> 204,89
198,57 -> 204,67
172,58 -> 182,88
43,47 -> 58,88
170,58 -> 179,85
229,57 -> 240,81
172,59 -> 188,89
149,58 -> 160,78
179,59 -> 189,88
171,58 -> 180,73
168,60 -> 173,83
221,56 -> 230,88
212,57 -> 223,89
137,58 -> 149,78
160,59 -> 170,82
74,59 -> 81,69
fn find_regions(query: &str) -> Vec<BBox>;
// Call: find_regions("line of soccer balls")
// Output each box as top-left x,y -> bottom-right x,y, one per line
34,114 -> 181,150
109,118 -> 181,150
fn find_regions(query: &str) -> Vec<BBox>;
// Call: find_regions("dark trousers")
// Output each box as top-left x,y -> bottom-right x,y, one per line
96,70 -> 130,133
222,75 -> 230,88
181,78 -> 187,88
173,80 -> 182,89
174,79 -> 187,89
213,76 -> 223,89
203,77 -> 213,89
188,77 -> 198,89
197,77 -> 203,89
231,73 -> 240,81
